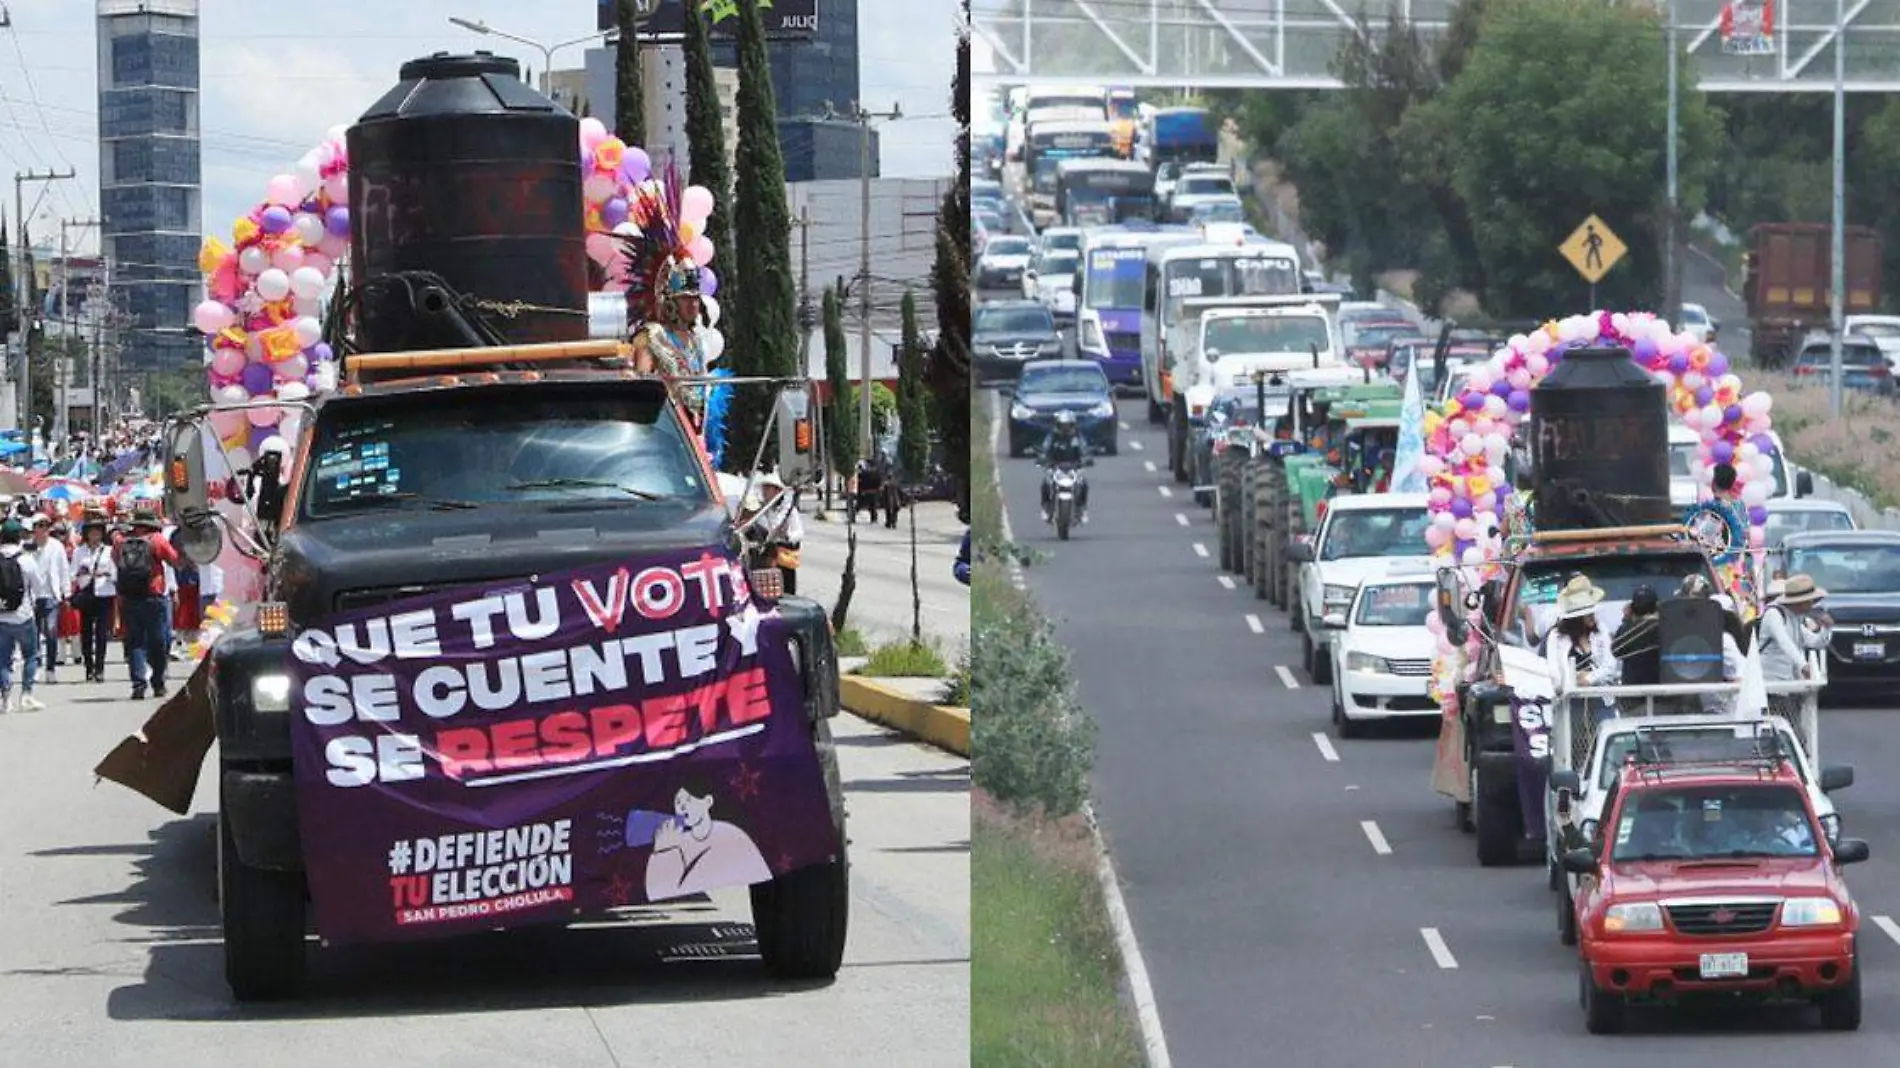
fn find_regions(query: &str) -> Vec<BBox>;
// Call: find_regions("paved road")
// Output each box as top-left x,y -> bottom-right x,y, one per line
997,396 -> 1900,1066
1685,241 -> 1753,358
800,499 -> 969,654
0,660 -> 968,1066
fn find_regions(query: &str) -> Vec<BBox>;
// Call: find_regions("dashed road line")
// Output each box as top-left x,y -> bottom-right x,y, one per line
1420,927 -> 1459,969
1118,420 -> 1131,430
1191,542 -> 1208,558
1128,439 -> 1144,451
1175,513 -> 1190,527
1873,915 -> 1900,947
1158,485 -> 1173,498
1245,614 -> 1264,634
1360,820 -> 1392,855
1311,732 -> 1339,762
1143,460 -> 1157,473
1274,665 -> 1300,689
1217,575 -> 1236,590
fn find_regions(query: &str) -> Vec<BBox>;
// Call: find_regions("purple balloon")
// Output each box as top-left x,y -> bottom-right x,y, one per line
1454,538 -> 1473,557
1708,352 -> 1729,376
325,206 -> 350,237
1490,378 -> 1512,397
305,373 -> 322,392
1749,505 -> 1769,525
260,206 -> 293,234
1460,391 -> 1485,411
1507,388 -> 1531,412
620,147 -> 652,183
1725,404 -> 1743,426
311,342 -> 334,362
1711,440 -> 1735,464
240,360 -> 274,395
699,266 -> 718,296
1450,496 -> 1474,519
602,197 -> 629,229
1632,337 -> 1659,364
1694,385 -> 1714,406
1668,352 -> 1689,373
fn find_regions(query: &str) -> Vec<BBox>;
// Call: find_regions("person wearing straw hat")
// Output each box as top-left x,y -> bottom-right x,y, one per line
1545,574 -> 1621,695
71,510 -> 116,683
1760,573 -> 1832,682
739,471 -> 804,596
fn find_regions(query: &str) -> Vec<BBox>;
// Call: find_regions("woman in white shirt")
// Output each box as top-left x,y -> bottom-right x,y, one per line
1759,574 -> 1831,682
69,517 -> 117,683
1546,575 -> 1621,721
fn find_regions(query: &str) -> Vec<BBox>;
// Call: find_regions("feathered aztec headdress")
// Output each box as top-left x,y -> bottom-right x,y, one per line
619,161 -> 701,329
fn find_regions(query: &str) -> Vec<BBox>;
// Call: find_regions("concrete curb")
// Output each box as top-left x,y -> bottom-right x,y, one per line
839,676 -> 970,757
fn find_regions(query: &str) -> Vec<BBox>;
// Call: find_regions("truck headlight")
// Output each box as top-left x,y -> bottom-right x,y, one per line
1079,319 -> 1105,353
1780,897 -> 1844,927
1602,902 -> 1664,934
252,673 -> 293,714
1347,652 -> 1389,674
1089,400 -> 1115,417
1323,584 -> 1354,606
1011,402 -> 1033,420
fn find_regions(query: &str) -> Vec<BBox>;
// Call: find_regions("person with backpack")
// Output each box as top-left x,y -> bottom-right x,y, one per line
0,520 -> 45,712
114,503 -> 182,699
70,514 -> 116,683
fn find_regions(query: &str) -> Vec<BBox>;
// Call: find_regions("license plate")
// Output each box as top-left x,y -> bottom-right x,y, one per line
1855,641 -> 1885,660
1699,952 -> 1748,979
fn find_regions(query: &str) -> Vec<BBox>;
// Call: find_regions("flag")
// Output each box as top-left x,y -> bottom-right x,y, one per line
1393,359 -> 1428,493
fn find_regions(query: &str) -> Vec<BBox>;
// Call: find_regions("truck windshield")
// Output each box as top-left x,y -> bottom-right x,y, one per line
1610,783 -> 1817,862
1598,727 -> 1804,791
1204,316 -> 1328,357
300,386 -> 705,518
1784,543 -> 1900,594
1355,582 -> 1434,626
1319,509 -> 1431,561
1515,553 -> 1710,642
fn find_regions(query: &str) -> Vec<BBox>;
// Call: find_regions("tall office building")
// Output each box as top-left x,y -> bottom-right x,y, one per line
97,0 -> 201,372
713,0 -> 876,182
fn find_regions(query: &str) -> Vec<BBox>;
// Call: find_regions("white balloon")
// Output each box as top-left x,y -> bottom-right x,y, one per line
293,296 -> 323,318
291,316 -> 323,348
292,158 -> 321,200
289,266 -> 327,301
255,268 -> 292,303
700,326 -> 725,364
259,435 -> 290,458
277,381 -> 312,402
238,246 -> 269,275
701,294 -> 720,327
292,212 -> 326,247
215,384 -> 250,405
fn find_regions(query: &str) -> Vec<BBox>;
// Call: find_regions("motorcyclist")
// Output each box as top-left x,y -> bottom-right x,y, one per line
1037,412 -> 1092,524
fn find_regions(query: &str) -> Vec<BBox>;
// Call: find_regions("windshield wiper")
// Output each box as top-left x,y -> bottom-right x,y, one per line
323,491 -> 478,512
505,478 -> 661,500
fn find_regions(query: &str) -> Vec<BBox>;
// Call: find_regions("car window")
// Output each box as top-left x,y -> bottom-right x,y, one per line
1019,367 -> 1109,395
1037,250 -> 1080,274
1318,509 -> 1431,561
1785,542 -> 1900,594
1597,727 -> 1805,791
986,237 -> 1032,256
1354,582 -> 1434,626
1763,508 -> 1854,546
1850,321 -> 1900,338
1611,783 -> 1817,862
1797,344 -> 1883,367
975,306 -> 1056,334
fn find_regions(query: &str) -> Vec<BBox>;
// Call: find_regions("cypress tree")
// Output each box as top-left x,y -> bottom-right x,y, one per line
0,218 -> 14,338
722,0 -> 799,473
823,281 -> 856,476
928,2 -> 973,513
897,289 -> 930,481
613,0 -> 646,143
682,0 -> 733,268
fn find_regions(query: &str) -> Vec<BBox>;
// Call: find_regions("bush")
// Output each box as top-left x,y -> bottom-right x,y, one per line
1758,376 -> 1900,509
834,627 -> 869,657
942,650 -> 971,706
860,639 -> 949,678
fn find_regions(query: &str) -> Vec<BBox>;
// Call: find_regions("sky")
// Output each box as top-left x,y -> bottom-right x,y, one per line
0,0 -> 960,258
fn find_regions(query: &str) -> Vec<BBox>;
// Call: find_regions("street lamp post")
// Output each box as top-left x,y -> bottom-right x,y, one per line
447,16 -> 615,95
1664,0 -> 1680,321
1829,0 -> 1847,417
839,101 -> 903,461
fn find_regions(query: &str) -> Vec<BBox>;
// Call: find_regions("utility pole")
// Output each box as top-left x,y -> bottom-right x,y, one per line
1829,0 -> 1847,417
57,218 -> 99,449
1663,0 -> 1680,320
793,205 -> 827,516
14,167 -> 74,431
846,101 -> 902,460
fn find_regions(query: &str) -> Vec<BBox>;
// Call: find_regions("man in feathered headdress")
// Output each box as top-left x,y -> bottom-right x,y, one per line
627,253 -> 710,420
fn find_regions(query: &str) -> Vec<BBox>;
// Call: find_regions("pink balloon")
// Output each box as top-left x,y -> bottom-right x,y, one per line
247,403 -> 283,428
687,235 -> 714,265
208,408 -> 248,440
209,347 -> 247,377
193,300 -> 236,334
585,232 -> 617,266
681,185 -> 715,222
266,174 -> 299,207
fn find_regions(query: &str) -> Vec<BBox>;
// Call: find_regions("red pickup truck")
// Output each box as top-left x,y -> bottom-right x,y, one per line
1560,757 -> 1870,1033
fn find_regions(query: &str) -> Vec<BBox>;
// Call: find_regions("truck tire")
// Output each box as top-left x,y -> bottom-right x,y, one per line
752,720 -> 849,981
1556,883 -> 1578,947
1147,392 -> 1165,425
1170,404 -> 1191,484
1218,453 -> 1244,571
219,803 -> 307,1002
1239,462 -> 1257,580
1580,961 -> 1624,1034
1818,943 -> 1862,1031
1474,757 -> 1522,868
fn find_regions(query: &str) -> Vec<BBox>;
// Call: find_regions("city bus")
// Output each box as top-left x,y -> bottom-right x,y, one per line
1054,159 -> 1156,227
1024,119 -> 1117,225
1139,238 -> 1305,425
1073,224 -> 1202,390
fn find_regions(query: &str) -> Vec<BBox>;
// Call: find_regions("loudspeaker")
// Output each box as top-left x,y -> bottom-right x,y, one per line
1659,596 -> 1725,684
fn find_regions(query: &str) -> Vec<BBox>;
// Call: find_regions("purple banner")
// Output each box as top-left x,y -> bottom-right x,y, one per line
1511,695 -> 1552,841
287,548 -> 839,945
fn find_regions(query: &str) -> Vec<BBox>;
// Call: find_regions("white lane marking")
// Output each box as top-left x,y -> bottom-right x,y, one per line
1192,542 -> 1208,558
1129,439 -> 1144,451
990,395 -> 1028,590
1420,927 -> 1459,970
1311,732 -> 1339,762
1217,575 -> 1236,590
1143,460 -> 1157,473
1275,665 -> 1300,689
1873,915 -> 1900,947
1245,613 -> 1265,634
1175,513 -> 1190,527
1361,820 -> 1392,856
1118,420 -> 1131,430
1085,804 -> 1175,1068
1158,485 -> 1172,498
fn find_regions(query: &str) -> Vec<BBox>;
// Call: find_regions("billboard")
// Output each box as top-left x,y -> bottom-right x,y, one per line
597,0 -> 818,38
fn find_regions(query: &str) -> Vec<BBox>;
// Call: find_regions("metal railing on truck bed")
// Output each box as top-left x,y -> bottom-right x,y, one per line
1553,669 -> 1826,776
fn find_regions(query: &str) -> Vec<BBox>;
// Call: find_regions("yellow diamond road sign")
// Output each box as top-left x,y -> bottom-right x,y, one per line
1559,215 -> 1627,284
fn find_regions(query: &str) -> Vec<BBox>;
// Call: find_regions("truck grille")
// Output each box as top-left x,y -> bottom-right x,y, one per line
1104,331 -> 1140,354
334,578 -> 527,614
1666,902 -> 1778,936
1388,658 -> 1434,677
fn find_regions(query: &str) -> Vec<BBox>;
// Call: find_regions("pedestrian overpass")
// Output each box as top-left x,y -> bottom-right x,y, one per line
971,0 -> 1900,92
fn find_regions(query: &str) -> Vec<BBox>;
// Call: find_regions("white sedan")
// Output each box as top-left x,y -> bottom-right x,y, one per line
1328,567 -> 1442,738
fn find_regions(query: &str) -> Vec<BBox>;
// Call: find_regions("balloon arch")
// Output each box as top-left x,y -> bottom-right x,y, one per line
1416,310 -> 1781,702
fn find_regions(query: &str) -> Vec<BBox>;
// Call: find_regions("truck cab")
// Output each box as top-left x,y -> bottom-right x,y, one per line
1169,296 -> 1343,482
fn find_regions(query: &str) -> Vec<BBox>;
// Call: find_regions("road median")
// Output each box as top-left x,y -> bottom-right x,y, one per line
840,676 -> 971,757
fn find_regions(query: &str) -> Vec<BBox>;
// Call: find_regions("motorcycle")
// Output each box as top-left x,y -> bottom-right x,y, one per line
1043,459 -> 1091,540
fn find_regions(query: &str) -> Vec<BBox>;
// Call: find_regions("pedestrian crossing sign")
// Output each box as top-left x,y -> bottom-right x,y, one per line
1559,215 -> 1627,284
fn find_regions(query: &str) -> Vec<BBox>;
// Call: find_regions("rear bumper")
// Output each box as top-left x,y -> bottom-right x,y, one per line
1585,932 -> 1856,999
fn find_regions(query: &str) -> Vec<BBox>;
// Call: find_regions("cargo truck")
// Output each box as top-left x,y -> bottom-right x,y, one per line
1743,222 -> 1883,369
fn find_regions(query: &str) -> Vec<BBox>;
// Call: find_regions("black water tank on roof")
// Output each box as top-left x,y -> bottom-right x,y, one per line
1529,345 -> 1672,531
348,52 -> 586,351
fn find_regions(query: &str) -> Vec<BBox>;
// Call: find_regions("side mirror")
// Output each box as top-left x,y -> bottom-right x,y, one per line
161,420 -> 210,517
173,509 -> 224,568
1820,765 -> 1855,792
1436,566 -> 1469,646
1834,838 -> 1871,865
1796,470 -> 1814,497
1561,847 -> 1598,875
249,451 -> 287,531
1549,770 -> 1581,796
1322,611 -> 1345,629
1288,541 -> 1314,563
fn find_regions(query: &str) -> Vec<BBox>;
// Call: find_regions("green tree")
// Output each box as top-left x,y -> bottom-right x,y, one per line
0,219 -> 14,339
21,229 -> 46,430
1401,0 -> 1722,317
722,0 -> 800,474
682,0 -> 733,268
927,1 -> 972,512
822,282 -> 856,475
613,0 -> 646,144
896,289 -> 930,480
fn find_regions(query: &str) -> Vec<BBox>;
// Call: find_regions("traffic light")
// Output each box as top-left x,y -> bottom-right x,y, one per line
794,418 -> 812,453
